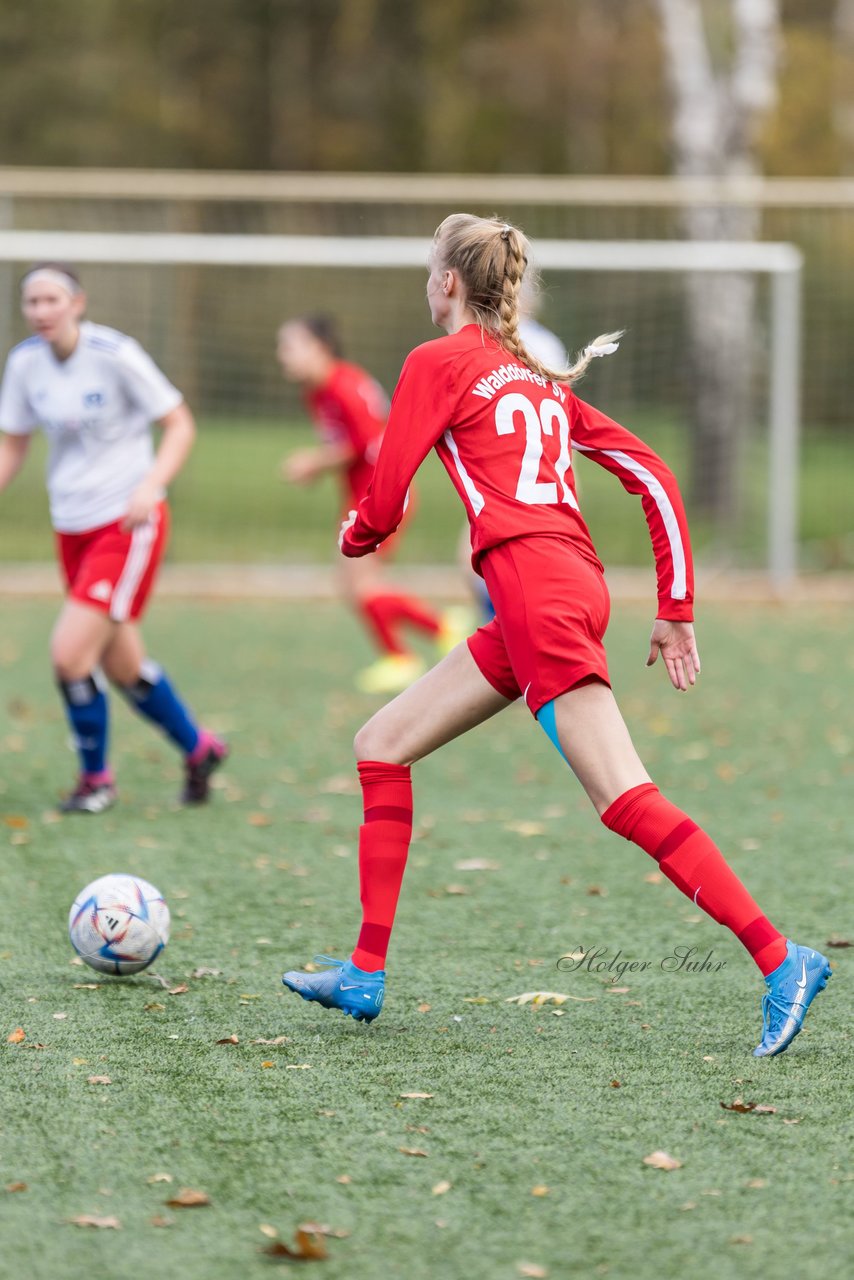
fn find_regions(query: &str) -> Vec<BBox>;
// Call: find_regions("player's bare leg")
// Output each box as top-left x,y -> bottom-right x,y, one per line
282,643 -> 512,1018
353,639 -> 511,765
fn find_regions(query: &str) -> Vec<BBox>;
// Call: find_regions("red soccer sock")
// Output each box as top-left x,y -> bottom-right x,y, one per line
350,760 -> 413,972
602,783 -> 787,976
358,592 -> 441,656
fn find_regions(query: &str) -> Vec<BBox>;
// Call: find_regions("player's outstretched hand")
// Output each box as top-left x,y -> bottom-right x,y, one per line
283,449 -> 320,485
646,618 -> 701,692
338,509 -> 357,551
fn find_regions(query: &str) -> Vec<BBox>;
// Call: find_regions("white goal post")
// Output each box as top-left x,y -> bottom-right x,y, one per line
0,230 -> 802,588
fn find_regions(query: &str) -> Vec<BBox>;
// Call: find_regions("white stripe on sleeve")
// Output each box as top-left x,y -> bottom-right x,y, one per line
573,444 -> 687,600
443,428 -> 485,517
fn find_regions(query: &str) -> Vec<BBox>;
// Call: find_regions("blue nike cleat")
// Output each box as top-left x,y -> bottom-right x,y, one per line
282,955 -> 385,1023
753,939 -> 832,1057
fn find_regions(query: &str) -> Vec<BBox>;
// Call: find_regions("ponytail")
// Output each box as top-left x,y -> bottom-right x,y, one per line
433,213 -> 622,384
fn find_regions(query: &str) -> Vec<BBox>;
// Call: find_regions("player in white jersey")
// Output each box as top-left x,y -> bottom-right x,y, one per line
0,263 -> 228,812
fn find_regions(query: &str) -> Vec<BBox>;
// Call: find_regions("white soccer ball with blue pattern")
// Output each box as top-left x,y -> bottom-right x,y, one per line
68,874 -> 170,974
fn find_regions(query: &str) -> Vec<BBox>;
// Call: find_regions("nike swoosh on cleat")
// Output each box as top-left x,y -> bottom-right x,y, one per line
795,960 -> 807,990
339,983 -> 360,991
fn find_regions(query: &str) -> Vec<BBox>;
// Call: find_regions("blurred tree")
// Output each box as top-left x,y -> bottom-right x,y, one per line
0,0 -> 839,177
655,0 -> 782,529
835,0 -> 854,172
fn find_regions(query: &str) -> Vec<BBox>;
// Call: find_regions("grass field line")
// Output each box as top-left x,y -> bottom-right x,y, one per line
2,561 -> 854,602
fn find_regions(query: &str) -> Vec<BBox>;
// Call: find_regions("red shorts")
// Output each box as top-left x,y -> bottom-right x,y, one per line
467,535 -> 611,717
56,502 -> 169,623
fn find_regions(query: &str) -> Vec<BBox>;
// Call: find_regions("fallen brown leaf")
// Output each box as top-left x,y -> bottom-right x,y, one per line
248,813 -> 273,827
87,1075 -> 112,1086
432,1180 -> 451,1196
216,1035 -> 239,1045
166,1188 -> 210,1208
264,1229 -> 327,1261
454,858 -> 500,872
72,983 -> 100,990
251,1036 -> 289,1046
586,885 -> 607,896
299,1223 -> 349,1239
399,1092 -> 434,1099
261,1061 -> 275,1069
7,1027 -> 25,1044
826,938 -> 850,948
720,1100 -> 777,1114
68,1215 -> 121,1229
150,1215 -> 173,1228
335,1175 -> 351,1185
144,1002 -> 166,1012
730,1235 -> 753,1246
398,1147 -> 428,1157
146,1173 -> 173,1184
2,815 -> 28,829
605,986 -> 630,994
191,966 -> 222,978
417,1002 -> 431,1013
610,1079 -> 622,1088
5,1182 -> 27,1193
167,984 -> 188,996
530,1184 -> 550,1196
506,992 -> 580,1006
259,1223 -> 278,1239
643,1150 -> 683,1171
517,1265 -> 549,1279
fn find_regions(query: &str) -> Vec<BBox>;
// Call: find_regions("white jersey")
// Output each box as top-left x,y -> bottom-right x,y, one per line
0,321 -> 182,533
519,317 -> 569,374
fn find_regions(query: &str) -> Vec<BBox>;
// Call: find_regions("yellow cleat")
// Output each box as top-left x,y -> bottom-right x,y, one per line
436,606 -> 475,657
355,653 -> 427,695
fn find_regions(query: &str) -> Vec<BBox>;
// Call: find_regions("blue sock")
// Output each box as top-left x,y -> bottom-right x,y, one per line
536,697 -> 571,767
59,673 -> 109,775
121,658 -> 200,756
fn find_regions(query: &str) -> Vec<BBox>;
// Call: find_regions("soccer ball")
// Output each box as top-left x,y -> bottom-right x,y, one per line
68,874 -> 170,975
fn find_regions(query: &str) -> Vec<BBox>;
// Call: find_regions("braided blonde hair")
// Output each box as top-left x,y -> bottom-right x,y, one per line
433,213 -> 621,383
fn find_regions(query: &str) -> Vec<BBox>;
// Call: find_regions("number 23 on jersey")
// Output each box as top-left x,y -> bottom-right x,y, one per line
494,392 -> 579,510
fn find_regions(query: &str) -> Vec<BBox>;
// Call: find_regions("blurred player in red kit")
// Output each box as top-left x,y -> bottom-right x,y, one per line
277,315 -> 463,694
282,219 -> 832,1059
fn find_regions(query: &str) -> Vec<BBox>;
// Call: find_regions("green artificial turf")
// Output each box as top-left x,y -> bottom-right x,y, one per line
0,599 -> 851,1280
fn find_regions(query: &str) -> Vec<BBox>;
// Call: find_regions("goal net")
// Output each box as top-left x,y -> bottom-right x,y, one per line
0,230 -> 801,585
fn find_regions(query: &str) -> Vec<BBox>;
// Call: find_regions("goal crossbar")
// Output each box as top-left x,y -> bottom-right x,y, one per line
0,231 -> 801,588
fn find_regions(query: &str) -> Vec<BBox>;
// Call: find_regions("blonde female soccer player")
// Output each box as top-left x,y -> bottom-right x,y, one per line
282,216 -> 831,1059
277,314 -> 461,694
0,263 -> 227,812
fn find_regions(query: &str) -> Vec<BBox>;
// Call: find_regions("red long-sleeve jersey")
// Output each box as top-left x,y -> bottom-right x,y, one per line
341,325 -> 694,621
